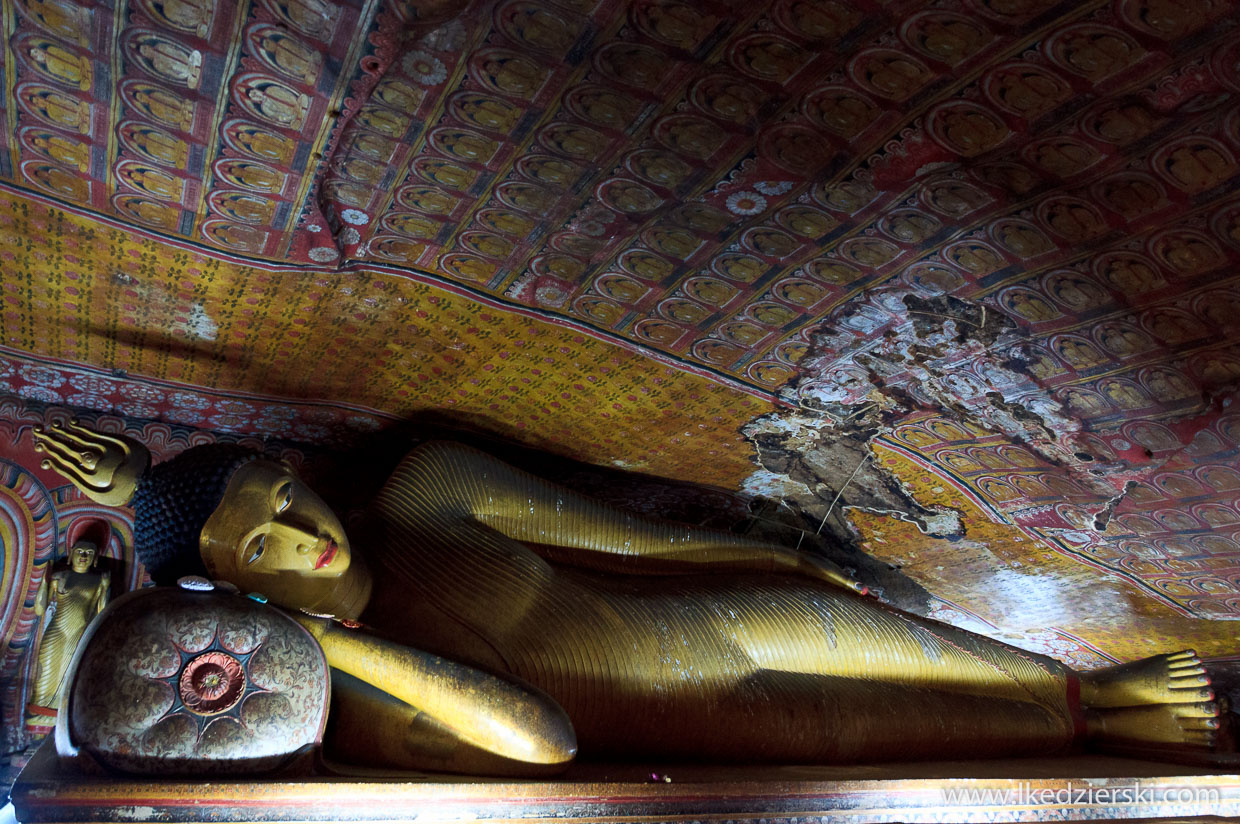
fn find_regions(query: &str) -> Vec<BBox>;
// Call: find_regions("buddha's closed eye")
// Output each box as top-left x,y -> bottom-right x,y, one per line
245,534 -> 266,565
273,481 -> 293,513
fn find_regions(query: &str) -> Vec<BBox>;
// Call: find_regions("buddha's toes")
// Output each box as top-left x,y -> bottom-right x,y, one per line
1080,650 -> 1214,708
1086,702 -> 1220,749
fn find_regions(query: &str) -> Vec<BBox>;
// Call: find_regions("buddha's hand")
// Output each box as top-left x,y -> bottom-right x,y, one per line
32,574 -> 49,617
789,553 -> 868,596
32,419 -> 150,507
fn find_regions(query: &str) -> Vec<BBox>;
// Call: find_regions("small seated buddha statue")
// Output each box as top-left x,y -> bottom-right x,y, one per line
34,420 -> 1224,773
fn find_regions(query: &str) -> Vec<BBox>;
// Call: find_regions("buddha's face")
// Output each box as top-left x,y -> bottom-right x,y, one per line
200,460 -> 363,614
69,543 -> 96,573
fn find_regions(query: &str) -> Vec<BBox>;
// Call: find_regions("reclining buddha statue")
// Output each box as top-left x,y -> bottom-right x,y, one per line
34,419 -> 1223,774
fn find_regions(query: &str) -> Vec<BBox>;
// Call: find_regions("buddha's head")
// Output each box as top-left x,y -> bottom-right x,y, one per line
69,541 -> 97,573
132,445 -> 371,619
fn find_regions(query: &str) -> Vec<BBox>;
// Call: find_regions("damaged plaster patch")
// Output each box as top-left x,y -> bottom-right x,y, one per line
1092,480 -> 1136,531
738,281 -> 1240,619
108,275 -> 219,342
739,406 -> 958,614
186,302 -> 218,341
742,286 -> 1133,540
735,286 -> 1146,612
788,289 -> 1080,450
743,408 -> 962,538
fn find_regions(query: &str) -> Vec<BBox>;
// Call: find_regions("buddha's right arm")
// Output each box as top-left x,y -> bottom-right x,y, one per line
290,613 -> 577,767
33,574 -> 49,617
93,572 -> 111,614
388,441 -> 863,593
325,671 -> 573,776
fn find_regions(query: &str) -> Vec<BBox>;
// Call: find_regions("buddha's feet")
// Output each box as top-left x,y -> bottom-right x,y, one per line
1080,650 -> 1220,750
1081,650 -> 1214,707
1086,702 -> 1219,749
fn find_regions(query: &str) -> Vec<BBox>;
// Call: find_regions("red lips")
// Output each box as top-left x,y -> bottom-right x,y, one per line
315,540 -> 338,570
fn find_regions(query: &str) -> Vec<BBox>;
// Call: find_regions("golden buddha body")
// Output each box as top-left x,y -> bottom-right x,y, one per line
360,444 -> 1076,762
34,422 -> 1224,773
26,541 -> 110,727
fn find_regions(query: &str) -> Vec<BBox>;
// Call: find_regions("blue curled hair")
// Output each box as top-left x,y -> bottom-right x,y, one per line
131,444 -> 263,585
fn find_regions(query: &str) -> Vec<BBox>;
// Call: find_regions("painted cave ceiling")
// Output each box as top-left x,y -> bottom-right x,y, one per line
1,0 -> 1240,685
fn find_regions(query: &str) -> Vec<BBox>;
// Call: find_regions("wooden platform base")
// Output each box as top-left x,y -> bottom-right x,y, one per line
13,742 -> 1240,823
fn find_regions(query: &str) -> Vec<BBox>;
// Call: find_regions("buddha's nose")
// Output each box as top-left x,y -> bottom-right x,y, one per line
267,522 -> 320,554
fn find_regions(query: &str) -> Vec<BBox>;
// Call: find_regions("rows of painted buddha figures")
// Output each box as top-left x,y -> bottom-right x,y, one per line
319,0 -> 1240,394
4,0 -> 375,260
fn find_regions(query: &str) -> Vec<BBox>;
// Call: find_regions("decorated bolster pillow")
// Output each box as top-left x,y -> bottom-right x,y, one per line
57,585 -> 329,775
